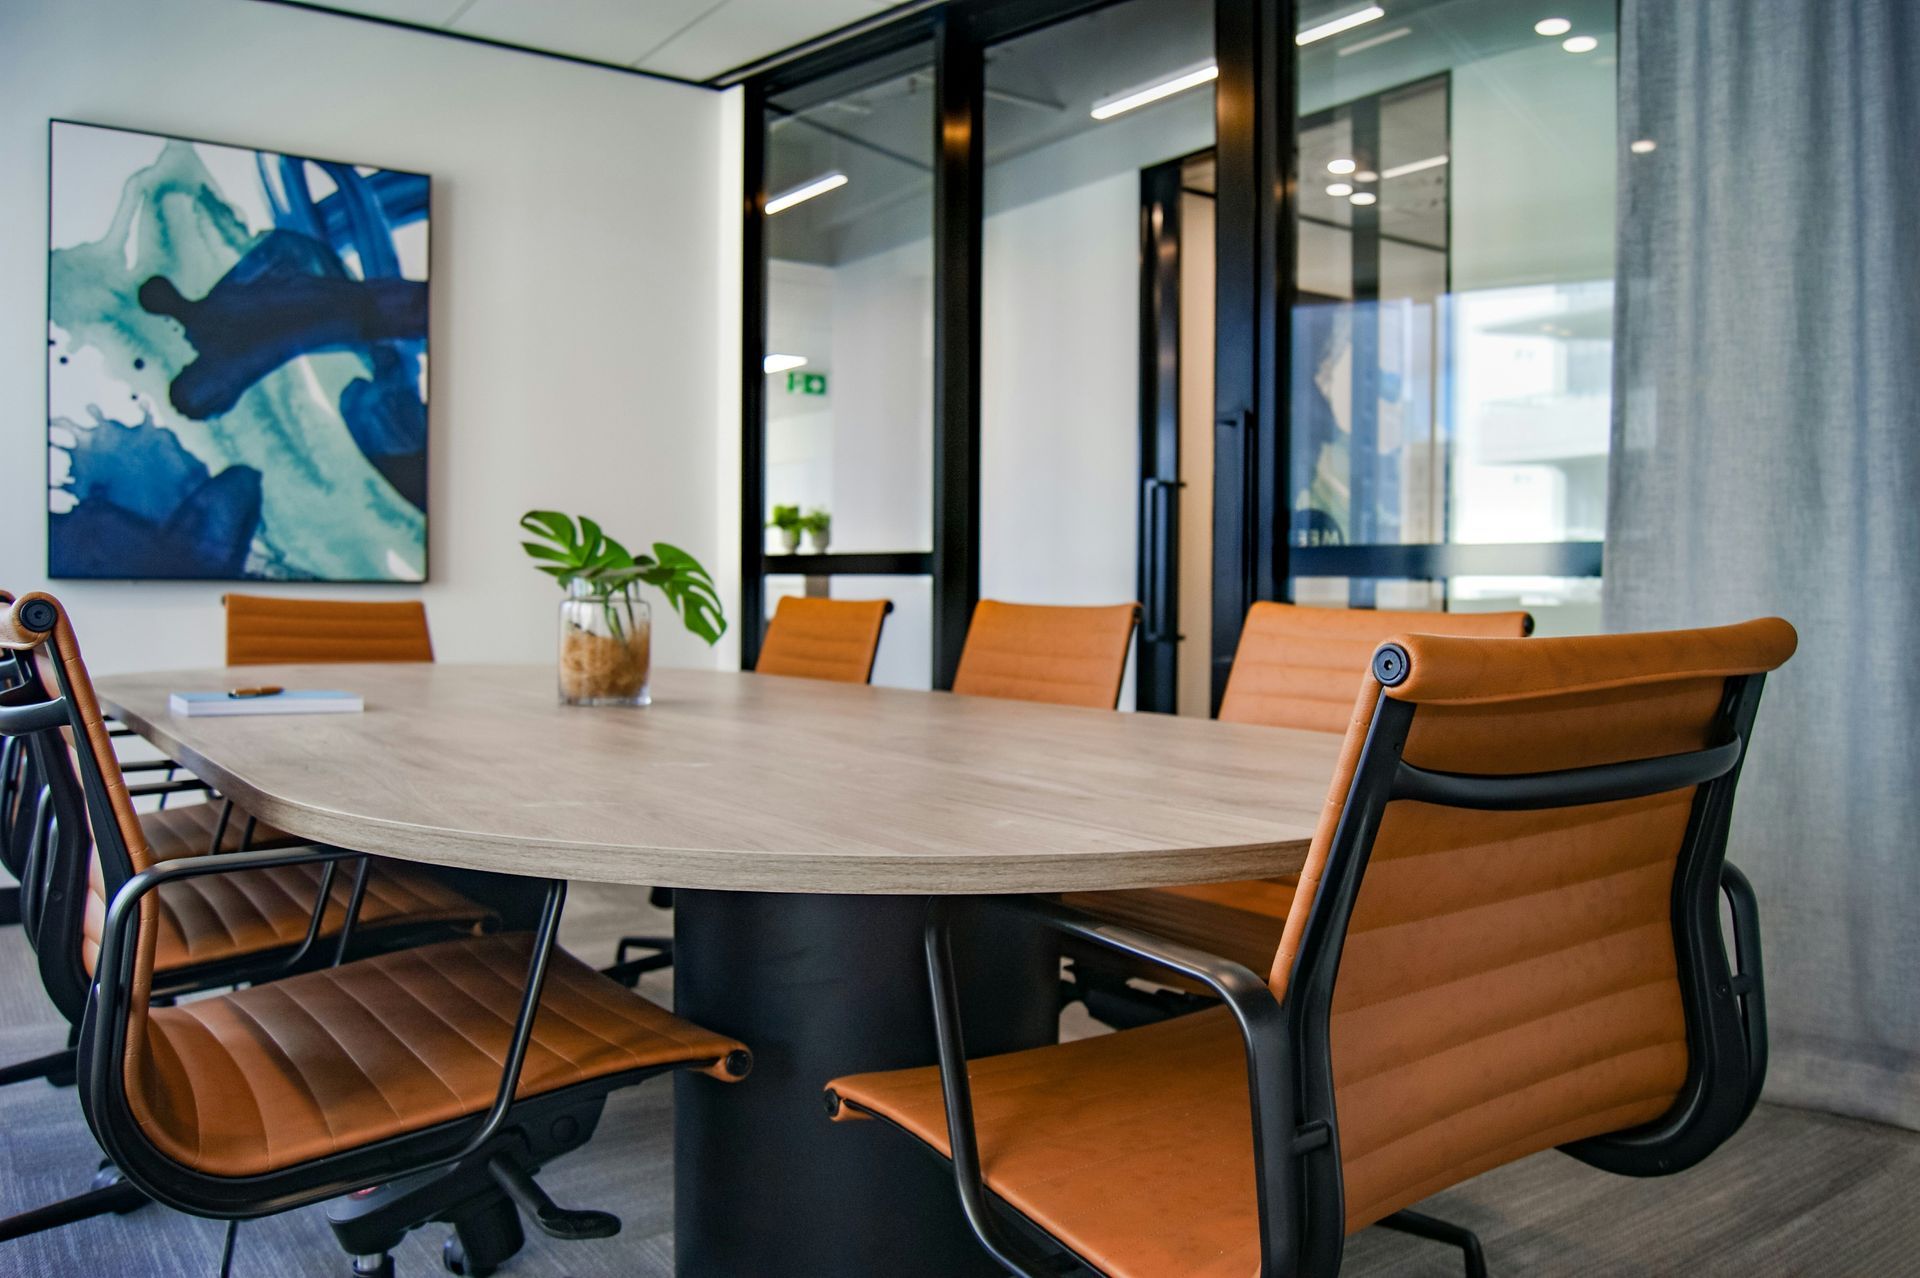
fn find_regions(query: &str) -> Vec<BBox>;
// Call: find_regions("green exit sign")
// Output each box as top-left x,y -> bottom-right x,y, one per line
786,371 -> 828,396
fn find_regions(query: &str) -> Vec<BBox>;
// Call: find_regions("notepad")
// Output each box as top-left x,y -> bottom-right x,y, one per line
169,690 -> 364,717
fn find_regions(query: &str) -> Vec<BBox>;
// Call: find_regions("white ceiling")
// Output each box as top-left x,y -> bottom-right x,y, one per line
299,0 -> 911,83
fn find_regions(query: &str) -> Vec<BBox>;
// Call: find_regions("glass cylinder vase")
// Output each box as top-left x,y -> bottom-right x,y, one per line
558,583 -> 651,707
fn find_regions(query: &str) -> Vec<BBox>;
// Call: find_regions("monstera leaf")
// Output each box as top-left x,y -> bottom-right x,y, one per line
520,510 -> 727,645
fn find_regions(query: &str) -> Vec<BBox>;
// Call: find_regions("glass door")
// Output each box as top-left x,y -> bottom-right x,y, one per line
753,44 -> 938,686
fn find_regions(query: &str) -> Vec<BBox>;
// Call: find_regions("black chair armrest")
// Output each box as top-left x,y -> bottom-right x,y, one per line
125,779 -> 212,799
921,894 -> 1301,1278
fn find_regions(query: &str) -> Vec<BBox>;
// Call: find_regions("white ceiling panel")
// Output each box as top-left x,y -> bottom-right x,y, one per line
280,0 -> 916,84
453,0 -> 721,69
302,0 -> 467,24
640,0 -> 897,80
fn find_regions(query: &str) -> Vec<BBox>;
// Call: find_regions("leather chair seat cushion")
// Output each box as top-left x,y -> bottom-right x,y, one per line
84,848 -> 492,976
137,934 -> 746,1177
142,802 -> 299,858
833,1007 -> 1262,1278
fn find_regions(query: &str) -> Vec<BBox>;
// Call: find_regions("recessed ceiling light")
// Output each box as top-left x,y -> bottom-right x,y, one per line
1090,62 -> 1218,120
1350,191 -> 1378,206
1297,5 -> 1386,46
764,354 -> 808,374
1326,182 -> 1353,197
1534,17 -> 1572,36
1562,35 -> 1598,53
1337,25 -> 1412,56
1380,154 -> 1449,178
766,172 -> 847,214
1327,157 -> 1357,175
1629,138 -> 1658,154
1354,170 -> 1378,182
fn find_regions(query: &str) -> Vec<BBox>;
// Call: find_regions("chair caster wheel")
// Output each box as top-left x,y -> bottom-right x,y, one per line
352,1255 -> 395,1278
443,1235 -> 499,1277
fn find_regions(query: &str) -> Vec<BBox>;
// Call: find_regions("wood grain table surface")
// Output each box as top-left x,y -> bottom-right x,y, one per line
98,664 -> 1339,894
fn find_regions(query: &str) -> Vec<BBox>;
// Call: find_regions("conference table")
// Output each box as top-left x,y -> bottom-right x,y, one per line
97,663 -> 1339,1276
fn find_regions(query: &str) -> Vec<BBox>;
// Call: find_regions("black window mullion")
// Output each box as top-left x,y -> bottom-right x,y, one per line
740,79 -> 770,671
930,8 -> 984,691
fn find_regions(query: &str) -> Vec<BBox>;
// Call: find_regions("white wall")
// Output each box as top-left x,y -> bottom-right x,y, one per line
0,0 -> 735,675
980,170 -> 1141,708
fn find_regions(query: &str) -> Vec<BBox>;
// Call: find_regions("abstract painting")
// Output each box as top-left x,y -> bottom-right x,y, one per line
47,121 -> 429,581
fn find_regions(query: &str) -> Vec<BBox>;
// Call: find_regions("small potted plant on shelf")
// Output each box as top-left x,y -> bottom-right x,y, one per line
521,510 -> 726,707
767,503 -> 803,553
801,507 -> 832,553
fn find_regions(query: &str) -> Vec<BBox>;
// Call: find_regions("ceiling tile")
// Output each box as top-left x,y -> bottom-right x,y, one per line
638,0 -> 896,81
454,0 -> 723,69
299,0 -> 470,25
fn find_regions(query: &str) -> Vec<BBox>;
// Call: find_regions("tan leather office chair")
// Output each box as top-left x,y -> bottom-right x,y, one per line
224,593 -> 434,665
0,594 -> 487,1246
755,596 -> 893,683
1062,602 -> 1532,1023
827,618 -> 1795,1277
0,592 -> 752,1275
951,600 -> 1140,709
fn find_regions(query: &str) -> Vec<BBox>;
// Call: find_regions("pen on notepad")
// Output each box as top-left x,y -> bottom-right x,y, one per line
227,686 -> 284,699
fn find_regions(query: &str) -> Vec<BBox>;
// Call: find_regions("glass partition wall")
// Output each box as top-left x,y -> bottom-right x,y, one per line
741,0 -> 1618,692
757,47 -> 938,686
1288,0 -> 1617,634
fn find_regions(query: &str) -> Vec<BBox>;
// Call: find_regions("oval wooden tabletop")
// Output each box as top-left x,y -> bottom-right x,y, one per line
96,665 -> 1340,895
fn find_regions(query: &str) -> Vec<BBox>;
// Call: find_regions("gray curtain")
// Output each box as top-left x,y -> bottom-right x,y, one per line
1606,0 -> 1920,1129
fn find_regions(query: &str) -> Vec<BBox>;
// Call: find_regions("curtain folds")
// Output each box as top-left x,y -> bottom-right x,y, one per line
1606,0 -> 1920,1128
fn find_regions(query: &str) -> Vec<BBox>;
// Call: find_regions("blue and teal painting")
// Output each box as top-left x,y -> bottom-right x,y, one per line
47,121 -> 429,581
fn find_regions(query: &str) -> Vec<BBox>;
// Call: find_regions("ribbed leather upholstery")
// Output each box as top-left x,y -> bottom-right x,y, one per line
950,600 -> 1139,709
1066,602 -> 1532,978
136,934 -> 747,1177
81,844 -> 492,976
0,592 -> 750,1183
830,619 -> 1796,1277
224,594 -> 434,666
755,596 -> 892,683
142,802 -> 297,858
1218,601 -> 1532,731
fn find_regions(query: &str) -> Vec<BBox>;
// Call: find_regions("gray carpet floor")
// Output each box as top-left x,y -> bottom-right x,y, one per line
2,880 -> 1916,1277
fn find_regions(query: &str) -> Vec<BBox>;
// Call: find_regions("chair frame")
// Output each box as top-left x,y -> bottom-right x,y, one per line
852,648 -> 1771,1277
0,601 -> 746,1233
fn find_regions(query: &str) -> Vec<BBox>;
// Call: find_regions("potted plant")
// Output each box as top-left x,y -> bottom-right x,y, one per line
801,507 -> 832,553
767,503 -> 803,553
521,510 -> 726,706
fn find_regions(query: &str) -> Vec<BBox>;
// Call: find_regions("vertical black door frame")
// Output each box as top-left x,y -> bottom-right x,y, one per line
1136,158 -> 1185,714
742,0 -> 1292,693
1211,0 -> 1295,714
930,8 -> 985,690
739,78 -> 770,672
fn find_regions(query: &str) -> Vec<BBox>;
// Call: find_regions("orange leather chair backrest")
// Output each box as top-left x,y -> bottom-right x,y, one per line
1219,600 -> 1533,731
0,594 -> 166,1097
755,597 -> 893,684
950,600 -> 1139,710
1270,617 -> 1797,1236
224,594 -> 434,666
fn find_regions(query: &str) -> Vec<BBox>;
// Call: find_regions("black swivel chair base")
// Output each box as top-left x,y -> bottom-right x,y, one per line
0,1160 -> 148,1242
0,1044 -> 77,1088
603,935 -> 673,987
326,1092 -> 620,1278
1377,1209 -> 1490,1278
